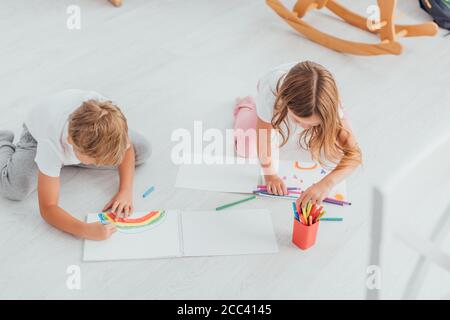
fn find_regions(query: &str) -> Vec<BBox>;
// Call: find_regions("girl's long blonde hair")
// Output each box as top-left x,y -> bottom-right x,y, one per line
271,61 -> 361,170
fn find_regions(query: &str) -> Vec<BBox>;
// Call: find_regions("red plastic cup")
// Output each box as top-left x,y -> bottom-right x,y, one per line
292,218 -> 320,250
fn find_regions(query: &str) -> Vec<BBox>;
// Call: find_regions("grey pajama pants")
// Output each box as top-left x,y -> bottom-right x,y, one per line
0,125 -> 151,201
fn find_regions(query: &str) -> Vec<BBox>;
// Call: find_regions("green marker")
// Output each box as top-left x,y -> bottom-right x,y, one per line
215,195 -> 256,211
319,217 -> 343,221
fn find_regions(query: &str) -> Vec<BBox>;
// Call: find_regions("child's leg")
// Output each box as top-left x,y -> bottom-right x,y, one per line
74,129 -> 151,170
0,127 -> 38,201
128,129 -> 151,166
233,96 -> 258,158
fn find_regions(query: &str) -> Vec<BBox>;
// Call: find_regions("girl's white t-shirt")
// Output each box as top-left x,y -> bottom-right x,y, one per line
25,89 -> 108,177
255,62 -> 344,123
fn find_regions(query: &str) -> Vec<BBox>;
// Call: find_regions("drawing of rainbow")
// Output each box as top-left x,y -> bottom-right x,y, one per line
98,210 -> 166,231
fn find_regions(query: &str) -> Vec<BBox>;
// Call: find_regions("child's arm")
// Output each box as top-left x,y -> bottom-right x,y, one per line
38,172 -> 116,240
256,117 -> 288,195
102,144 -> 135,219
298,119 -> 360,206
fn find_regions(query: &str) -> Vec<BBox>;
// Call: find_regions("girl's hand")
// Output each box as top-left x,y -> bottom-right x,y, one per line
103,189 -> 134,220
264,175 -> 288,196
297,179 -> 333,208
84,222 -> 116,241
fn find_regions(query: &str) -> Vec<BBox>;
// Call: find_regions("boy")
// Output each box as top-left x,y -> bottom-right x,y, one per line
0,89 -> 151,240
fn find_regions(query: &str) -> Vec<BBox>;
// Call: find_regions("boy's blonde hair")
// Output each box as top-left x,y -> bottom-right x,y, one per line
272,61 -> 362,170
68,99 -> 129,166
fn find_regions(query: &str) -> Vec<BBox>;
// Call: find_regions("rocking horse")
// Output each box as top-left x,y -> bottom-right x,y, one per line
266,0 -> 438,55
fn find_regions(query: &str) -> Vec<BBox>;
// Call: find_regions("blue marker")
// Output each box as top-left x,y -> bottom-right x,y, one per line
292,202 -> 299,221
142,186 -> 155,198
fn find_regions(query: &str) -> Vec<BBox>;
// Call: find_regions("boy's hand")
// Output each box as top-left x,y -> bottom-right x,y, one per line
297,179 -> 332,208
84,222 -> 116,241
264,175 -> 288,196
103,189 -> 133,220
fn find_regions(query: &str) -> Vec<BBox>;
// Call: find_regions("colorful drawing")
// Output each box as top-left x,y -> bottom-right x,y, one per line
294,161 -> 318,170
274,160 -> 347,202
98,210 -> 166,234
334,193 -> 345,201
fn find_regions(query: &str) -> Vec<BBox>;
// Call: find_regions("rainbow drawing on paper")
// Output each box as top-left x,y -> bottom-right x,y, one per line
98,210 -> 166,234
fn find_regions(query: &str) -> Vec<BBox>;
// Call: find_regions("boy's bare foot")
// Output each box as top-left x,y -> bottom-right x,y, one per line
109,0 -> 122,7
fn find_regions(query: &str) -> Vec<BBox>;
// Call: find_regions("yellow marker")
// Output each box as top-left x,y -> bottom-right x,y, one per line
317,210 -> 327,220
302,206 -> 308,221
306,201 -> 313,216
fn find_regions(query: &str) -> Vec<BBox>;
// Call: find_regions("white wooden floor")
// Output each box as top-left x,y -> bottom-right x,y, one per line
0,0 -> 449,299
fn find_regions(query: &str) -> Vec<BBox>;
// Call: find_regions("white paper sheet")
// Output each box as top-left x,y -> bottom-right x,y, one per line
181,209 -> 279,257
83,209 -> 279,261
268,160 -> 348,201
83,210 -> 181,261
174,156 -> 347,200
175,156 -> 260,193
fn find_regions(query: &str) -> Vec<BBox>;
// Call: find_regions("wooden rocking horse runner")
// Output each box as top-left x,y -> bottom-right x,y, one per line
266,0 -> 438,55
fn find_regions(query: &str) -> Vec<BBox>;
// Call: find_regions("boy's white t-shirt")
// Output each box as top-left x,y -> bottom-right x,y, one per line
25,89 -> 108,177
255,62 -> 344,123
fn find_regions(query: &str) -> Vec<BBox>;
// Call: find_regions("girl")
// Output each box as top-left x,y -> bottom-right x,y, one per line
233,61 -> 361,207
